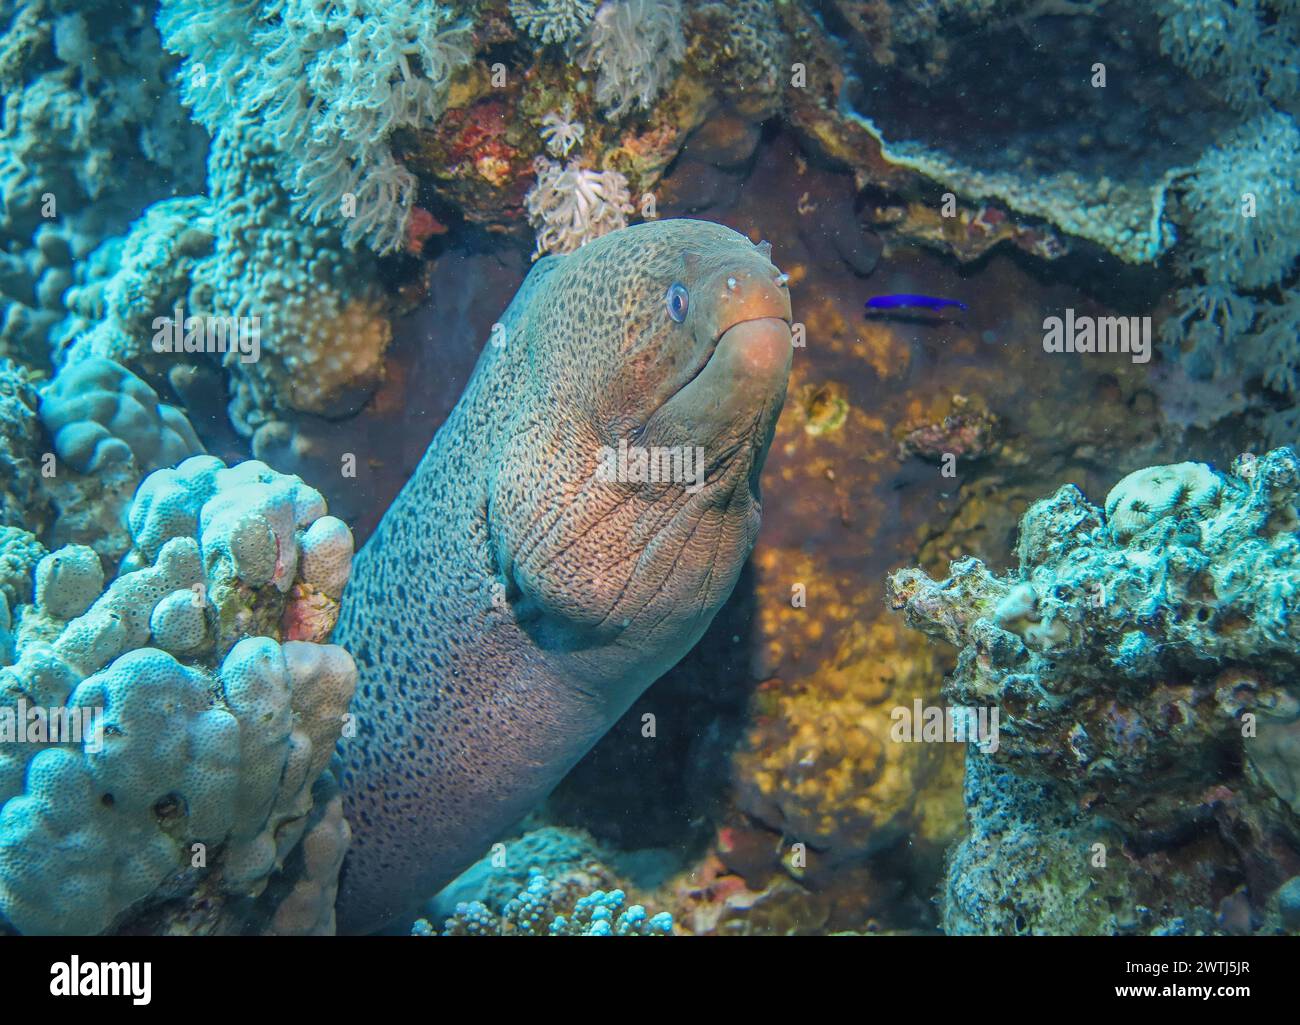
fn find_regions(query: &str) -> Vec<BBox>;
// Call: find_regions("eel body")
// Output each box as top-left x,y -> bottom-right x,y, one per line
332,219 -> 793,932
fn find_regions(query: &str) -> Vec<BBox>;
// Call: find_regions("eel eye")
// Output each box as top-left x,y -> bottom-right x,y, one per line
666,282 -> 689,323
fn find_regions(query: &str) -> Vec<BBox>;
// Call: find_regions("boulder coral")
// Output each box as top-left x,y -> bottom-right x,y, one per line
0,455 -> 357,935
35,356 -> 203,564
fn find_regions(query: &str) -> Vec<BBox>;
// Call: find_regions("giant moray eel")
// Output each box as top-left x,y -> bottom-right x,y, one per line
333,219 -> 793,932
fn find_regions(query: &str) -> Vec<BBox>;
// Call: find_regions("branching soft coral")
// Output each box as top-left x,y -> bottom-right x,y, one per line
524,158 -> 634,256
157,0 -> 474,254
1155,0 -> 1300,109
579,0 -> 685,118
510,0 -> 598,43
1180,111 -> 1300,291
1162,112 -> 1300,395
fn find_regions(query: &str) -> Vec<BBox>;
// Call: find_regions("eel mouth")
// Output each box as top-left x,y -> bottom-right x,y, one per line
673,314 -> 792,399
640,314 -> 793,454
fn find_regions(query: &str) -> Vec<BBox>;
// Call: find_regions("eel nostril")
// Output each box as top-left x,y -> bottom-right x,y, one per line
775,272 -> 790,288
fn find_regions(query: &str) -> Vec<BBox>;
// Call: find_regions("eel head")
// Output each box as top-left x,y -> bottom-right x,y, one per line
489,219 -> 793,702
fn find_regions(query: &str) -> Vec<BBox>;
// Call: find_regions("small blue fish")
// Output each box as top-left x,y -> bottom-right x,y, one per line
866,294 -> 968,313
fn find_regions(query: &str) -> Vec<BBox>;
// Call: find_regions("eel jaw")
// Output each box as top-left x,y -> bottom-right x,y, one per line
639,312 -> 793,484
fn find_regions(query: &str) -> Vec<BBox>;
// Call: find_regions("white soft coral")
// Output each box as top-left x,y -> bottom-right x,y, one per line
579,0 -> 685,118
161,0 -> 474,254
525,158 -> 634,256
540,105 -> 586,157
510,0 -> 599,43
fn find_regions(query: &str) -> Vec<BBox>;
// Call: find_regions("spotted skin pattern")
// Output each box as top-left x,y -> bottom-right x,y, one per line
333,219 -> 793,932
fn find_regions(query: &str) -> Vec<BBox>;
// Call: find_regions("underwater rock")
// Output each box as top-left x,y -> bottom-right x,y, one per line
734,618 -> 963,866
896,394 -> 999,464
778,0 -> 1297,274
888,448 -> 1300,934
0,455 -> 357,935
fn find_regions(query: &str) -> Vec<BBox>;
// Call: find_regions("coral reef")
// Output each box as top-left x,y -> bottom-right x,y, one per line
0,455 -> 356,935
0,0 -> 206,365
158,0 -> 474,253
1,0 -> 1290,939
888,449 -> 1300,933
55,119 -> 395,442
797,0 -> 1225,265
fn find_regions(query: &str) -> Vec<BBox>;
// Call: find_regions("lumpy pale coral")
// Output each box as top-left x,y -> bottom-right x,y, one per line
0,455 -> 357,935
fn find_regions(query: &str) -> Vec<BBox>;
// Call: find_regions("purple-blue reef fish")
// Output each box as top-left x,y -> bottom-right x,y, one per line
866,294 -> 969,313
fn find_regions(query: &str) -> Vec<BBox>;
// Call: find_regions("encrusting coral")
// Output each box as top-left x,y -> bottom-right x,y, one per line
0,455 -> 357,935
888,448 -> 1300,934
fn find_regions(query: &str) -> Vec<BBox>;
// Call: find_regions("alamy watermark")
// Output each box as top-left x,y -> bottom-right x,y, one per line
1043,308 -> 1151,364
890,700 -> 1000,754
0,699 -> 104,753
50,956 -> 151,1005
596,439 -> 705,494
152,305 -> 261,364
